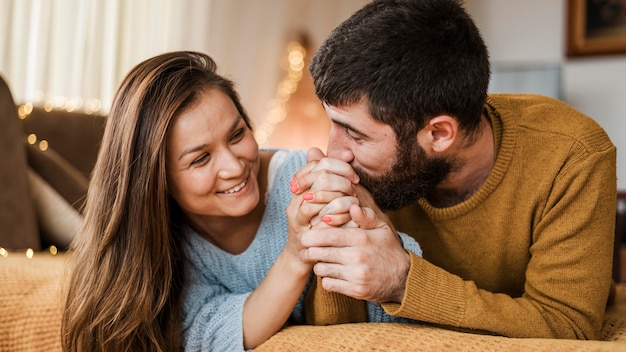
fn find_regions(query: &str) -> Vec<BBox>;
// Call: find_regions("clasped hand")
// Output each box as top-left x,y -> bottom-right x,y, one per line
286,148 -> 410,304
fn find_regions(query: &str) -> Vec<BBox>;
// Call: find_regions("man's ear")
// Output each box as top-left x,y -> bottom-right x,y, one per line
416,115 -> 458,153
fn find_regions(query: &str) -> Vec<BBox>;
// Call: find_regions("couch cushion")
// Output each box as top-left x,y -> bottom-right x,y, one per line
25,142 -> 89,213
257,284 -> 626,351
27,168 -> 82,249
1,253 -> 625,352
0,252 -> 65,352
20,107 -> 106,180
0,75 -> 40,250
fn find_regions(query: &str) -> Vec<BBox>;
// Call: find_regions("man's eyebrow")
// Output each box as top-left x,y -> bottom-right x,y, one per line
178,115 -> 242,161
331,118 -> 366,137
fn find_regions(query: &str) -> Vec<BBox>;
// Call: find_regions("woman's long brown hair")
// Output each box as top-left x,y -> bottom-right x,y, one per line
61,51 -> 251,352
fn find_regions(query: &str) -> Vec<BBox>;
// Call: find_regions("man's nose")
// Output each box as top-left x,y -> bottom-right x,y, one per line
326,127 -> 354,163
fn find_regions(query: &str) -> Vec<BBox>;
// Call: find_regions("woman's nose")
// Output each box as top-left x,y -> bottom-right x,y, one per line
217,149 -> 244,179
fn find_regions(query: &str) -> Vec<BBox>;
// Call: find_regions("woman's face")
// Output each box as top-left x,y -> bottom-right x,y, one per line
166,88 -> 260,221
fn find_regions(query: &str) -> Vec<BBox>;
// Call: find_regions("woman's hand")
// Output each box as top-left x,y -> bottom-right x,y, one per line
290,148 -> 359,197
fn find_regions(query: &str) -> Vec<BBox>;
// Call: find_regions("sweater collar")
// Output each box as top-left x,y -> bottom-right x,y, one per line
416,95 -> 517,217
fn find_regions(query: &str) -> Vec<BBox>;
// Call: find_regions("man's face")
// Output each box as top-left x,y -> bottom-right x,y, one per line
325,102 -> 453,210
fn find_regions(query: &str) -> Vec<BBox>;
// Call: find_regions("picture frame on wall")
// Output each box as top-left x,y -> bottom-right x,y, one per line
567,0 -> 626,57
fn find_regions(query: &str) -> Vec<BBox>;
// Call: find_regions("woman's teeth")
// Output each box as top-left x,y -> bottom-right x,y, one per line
223,180 -> 247,194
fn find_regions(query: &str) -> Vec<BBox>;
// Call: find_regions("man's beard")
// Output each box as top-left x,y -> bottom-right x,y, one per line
355,141 -> 455,211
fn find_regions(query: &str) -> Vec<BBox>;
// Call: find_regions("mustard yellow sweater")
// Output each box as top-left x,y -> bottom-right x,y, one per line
310,94 -> 617,340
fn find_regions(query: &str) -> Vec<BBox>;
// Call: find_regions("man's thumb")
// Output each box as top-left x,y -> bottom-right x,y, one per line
349,205 -> 383,229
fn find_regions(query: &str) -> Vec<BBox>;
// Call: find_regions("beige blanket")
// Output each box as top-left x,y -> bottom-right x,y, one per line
1,253 -> 625,351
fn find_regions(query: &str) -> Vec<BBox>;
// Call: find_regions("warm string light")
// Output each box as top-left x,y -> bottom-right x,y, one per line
255,41 -> 306,145
17,102 -> 33,119
23,106 -> 48,148
18,93 -> 103,118
0,246 -> 59,258
26,132 -> 49,151
19,97 -> 104,152
10,99 -> 92,260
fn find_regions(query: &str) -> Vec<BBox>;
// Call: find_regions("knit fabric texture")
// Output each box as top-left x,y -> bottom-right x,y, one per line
180,149 -> 422,351
2,253 -> 625,352
0,253 -> 65,352
255,295 -> 626,352
378,94 -> 616,339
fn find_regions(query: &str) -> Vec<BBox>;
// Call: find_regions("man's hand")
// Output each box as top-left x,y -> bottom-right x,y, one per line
300,205 -> 410,304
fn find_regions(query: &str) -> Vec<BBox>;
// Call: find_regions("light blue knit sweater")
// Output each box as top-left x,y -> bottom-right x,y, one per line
180,150 -> 422,352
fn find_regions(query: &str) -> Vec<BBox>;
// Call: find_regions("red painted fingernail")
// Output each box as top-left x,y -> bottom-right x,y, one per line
303,192 -> 314,200
290,183 -> 299,193
322,215 -> 332,223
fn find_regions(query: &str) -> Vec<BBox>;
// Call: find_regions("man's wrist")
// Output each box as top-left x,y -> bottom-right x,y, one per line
391,250 -> 411,303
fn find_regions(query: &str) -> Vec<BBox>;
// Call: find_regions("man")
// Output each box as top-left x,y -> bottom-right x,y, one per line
291,0 -> 616,340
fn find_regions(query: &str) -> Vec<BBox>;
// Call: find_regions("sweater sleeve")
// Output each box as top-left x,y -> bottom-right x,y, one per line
398,231 -> 422,257
181,149 -> 309,351
304,230 -> 423,325
181,249 -> 250,352
382,130 -> 616,339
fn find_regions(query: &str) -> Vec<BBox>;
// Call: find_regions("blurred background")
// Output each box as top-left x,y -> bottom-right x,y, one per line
1,0 -> 626,188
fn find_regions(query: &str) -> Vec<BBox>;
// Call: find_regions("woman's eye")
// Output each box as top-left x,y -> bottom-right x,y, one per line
191,153 -> 210,166
231,128 -> 245,143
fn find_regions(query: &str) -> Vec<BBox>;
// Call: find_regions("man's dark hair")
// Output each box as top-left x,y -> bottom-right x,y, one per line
310,0 -> 490,144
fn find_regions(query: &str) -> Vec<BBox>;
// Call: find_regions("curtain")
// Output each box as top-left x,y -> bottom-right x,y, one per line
0,0 -> 368,126
0,0 -> 209,114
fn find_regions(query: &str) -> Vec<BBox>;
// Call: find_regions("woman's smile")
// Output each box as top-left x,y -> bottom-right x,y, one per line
166,88 -> 261,219
220,178 -> 248,195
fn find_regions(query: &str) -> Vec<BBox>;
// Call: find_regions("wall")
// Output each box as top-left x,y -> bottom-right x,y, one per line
187,0 -> 369,142
0,0 -> 369,129
466,0 -> 626,189
4,0 -> 623,186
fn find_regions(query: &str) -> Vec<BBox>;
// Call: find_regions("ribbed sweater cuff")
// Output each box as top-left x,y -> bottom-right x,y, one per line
381,251 -> 466,327
305,275 -> 367,325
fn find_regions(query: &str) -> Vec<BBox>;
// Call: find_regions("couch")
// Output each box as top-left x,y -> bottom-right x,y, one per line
1,252 -> 625,352
1,74 -> 626,351
0,73 -> 105,252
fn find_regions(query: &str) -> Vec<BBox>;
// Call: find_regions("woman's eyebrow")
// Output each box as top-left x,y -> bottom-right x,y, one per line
178,144 -> 207,161
228,115 -> 242,133
177,115 -> 242,161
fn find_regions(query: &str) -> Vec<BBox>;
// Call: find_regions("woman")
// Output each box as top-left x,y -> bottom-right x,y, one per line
61,51 -> 421,352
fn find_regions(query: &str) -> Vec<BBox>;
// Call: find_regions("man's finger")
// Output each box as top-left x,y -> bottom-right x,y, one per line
301,228 -> 359,248
319,277 -> 368,300
313,262 -> 344,279
304,246 -> 344,263
349,205 -> 385,229
311,212 -> 352,228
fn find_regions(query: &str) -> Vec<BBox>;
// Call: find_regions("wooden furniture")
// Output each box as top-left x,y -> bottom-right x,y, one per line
615,191 -> 626,283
